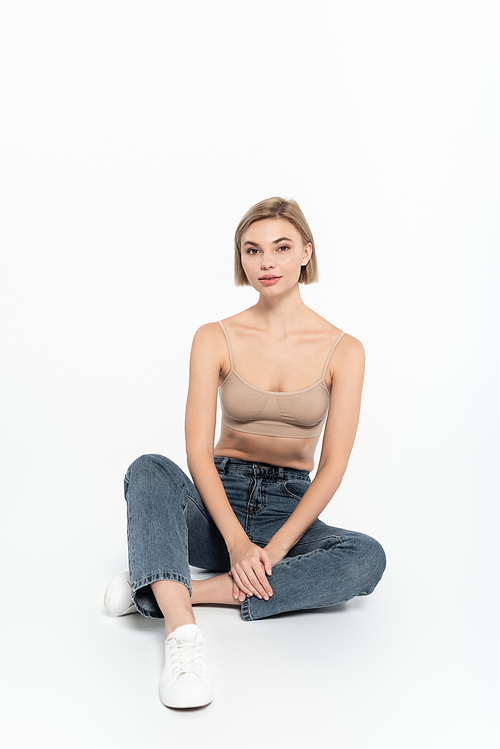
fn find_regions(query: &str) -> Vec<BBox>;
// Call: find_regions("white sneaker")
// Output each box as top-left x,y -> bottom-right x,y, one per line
104,572 -> 138,616
160,624 -> 214,708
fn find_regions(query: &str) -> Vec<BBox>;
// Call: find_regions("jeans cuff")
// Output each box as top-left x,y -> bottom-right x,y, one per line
240,597 -> 252,622
131,572 -> 192,619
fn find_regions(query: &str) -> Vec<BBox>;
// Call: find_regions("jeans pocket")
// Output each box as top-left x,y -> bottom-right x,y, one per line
282,479 -> 310,500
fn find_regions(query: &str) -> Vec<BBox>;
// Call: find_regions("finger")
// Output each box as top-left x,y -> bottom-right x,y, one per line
231,568 -> 254,598
232,579 -> 245,602
238,567 -> 261,597
247,557 -> 273,597
238,562 -> 273,600
259,550 -> 273,577
242,564 -> 271,600
238,559 -> 268,598
235,566 -> 264,599
258,552 -> 274,596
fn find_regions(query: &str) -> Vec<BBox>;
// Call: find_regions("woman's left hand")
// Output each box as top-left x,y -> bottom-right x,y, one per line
229,543 -> 286,602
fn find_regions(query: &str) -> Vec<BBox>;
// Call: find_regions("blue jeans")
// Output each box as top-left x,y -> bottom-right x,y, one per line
124,454 -> 386,622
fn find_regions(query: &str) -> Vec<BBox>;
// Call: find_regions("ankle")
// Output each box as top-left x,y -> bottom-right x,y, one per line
191,573 -> 240,606
165,612 -> 197,638
150,579 -> 197,636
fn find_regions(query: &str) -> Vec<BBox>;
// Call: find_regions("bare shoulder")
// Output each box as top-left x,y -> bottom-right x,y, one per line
327,333 -> 365,389
190,321 -> 227,367
316,309 -> 365,386
192,321 -> 224,344
337,332 -> 365,358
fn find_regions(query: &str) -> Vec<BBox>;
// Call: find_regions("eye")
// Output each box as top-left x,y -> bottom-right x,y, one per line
277,245 -> 290,252
245,248 -> 260,255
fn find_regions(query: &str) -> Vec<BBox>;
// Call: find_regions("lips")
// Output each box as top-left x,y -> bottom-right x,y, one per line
258,275 -> 282,286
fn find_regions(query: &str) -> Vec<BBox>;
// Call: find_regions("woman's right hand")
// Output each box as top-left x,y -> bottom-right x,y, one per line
228,540 -> 274,602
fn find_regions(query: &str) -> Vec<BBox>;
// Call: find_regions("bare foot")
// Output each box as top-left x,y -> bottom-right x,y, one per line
191,573 -> 243,606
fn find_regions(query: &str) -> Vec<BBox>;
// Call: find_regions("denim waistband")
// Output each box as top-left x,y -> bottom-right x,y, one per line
213,456 -> 310,481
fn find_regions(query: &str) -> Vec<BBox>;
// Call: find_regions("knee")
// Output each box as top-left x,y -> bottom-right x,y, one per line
127,453 -> 176,477
356,533 -> 386,588
125,454 -> 182,495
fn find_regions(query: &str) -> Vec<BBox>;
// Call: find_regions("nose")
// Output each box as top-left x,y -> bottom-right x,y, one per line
260,253 -> 276,269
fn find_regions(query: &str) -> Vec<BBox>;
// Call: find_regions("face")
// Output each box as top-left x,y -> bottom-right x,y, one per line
240,218 -> 312,293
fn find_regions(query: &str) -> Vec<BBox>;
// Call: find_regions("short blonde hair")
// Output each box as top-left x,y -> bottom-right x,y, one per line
234,197 -> 319,286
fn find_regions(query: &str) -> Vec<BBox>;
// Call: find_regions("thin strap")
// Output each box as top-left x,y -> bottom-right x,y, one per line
217,320 -> 233,369
321,331 -> 346,380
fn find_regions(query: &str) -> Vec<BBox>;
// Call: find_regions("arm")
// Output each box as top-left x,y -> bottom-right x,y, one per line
265,335 -> 366,564
185,323 -> 273,600
185,323 -> 247,548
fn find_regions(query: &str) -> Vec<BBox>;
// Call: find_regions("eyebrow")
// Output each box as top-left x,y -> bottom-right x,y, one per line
243,236 -> 294,247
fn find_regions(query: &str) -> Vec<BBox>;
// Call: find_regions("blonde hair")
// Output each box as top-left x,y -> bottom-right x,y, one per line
234,197 -> 319,286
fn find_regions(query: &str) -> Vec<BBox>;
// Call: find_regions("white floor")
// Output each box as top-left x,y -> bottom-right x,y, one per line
2,438 -> 499,749
4,546 -> 497,749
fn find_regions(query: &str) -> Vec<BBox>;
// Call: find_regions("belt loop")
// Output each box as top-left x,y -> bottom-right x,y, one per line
278,466 -> 284,479
219,457 -> 229,474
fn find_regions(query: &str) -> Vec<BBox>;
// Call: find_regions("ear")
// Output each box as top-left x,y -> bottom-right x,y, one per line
301,242 -> 312,266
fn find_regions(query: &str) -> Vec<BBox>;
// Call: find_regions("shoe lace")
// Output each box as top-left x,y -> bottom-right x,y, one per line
175,637 -> 198,675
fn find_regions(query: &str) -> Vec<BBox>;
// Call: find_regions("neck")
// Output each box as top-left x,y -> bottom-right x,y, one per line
251,284 -> 310,336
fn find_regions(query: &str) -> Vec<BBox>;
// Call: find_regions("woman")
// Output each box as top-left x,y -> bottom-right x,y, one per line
104,196 -> 386,709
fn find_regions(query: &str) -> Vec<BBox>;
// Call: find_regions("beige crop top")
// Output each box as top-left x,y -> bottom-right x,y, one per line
218,320 -> 346,439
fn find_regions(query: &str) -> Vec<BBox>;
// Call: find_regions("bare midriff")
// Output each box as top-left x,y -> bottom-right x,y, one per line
213,424 -> 320,472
